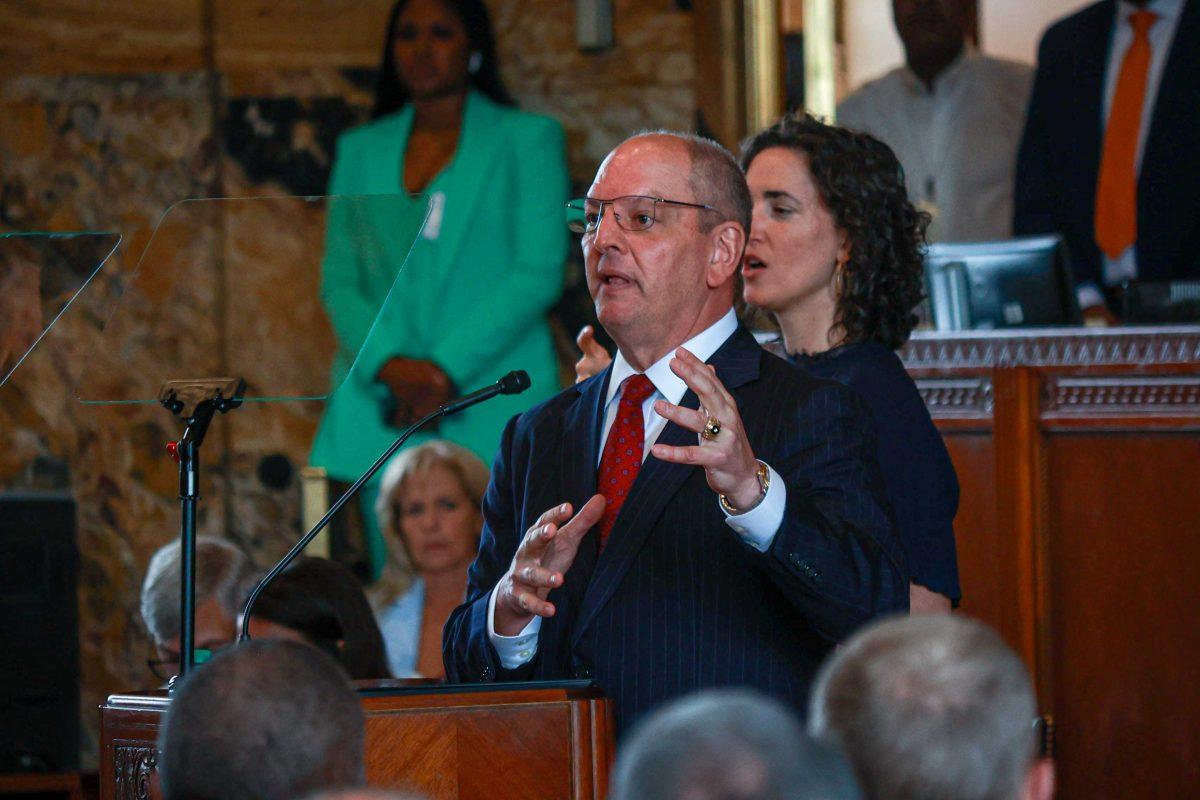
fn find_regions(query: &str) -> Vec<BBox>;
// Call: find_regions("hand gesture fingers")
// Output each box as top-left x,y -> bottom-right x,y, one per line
650,349 -> 762,508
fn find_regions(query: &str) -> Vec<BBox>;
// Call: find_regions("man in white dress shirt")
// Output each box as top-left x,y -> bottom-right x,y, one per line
838,0 -> 1032,243
443,132 -> 906,732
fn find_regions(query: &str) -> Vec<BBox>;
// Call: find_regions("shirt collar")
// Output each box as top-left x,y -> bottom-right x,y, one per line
605,308 -> 739,407
1116,0 -> 1183,23
899,42 -> 976,95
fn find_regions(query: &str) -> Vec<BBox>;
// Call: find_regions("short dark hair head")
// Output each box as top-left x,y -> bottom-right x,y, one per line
158,639 -> 365,800
372,0 -> 514,119
248,557 -> 392,680
810,615 -> 1039,800
741,112 -> 929,349
611,688 -> 861,800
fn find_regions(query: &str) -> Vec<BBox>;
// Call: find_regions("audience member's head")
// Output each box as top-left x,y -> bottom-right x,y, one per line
611,688 -> 861,800
810,615 -> 1054,800
740,111 -> 927,351
375,440 -> 488,582
574,132 -> 749,364
373,0 -> 513,119
244,557 -> 391,680
157,639 -> 365,800
140,536 -> 251,671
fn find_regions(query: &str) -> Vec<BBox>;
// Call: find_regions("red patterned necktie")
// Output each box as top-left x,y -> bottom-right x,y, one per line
596,374 -> 656,551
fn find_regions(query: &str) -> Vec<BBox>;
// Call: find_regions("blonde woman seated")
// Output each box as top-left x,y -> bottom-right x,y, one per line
373,440 -> 489,679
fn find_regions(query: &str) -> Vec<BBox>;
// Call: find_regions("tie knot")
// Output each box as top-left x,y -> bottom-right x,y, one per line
1129,9 -> 1158,36
620,374 -> 655,406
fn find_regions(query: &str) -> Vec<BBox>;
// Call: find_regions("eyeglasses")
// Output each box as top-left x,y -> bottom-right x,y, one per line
565,195 -> 718,235
146,645 -> 227,682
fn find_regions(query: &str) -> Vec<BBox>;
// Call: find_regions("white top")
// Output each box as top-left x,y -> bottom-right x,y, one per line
1089,0 -> 1187,299
486,309 -> 787,669
837,48 -> 1033,243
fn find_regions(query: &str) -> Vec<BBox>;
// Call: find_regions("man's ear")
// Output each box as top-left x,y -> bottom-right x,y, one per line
1021,757 -> 1055,800
706,221 -> 746,288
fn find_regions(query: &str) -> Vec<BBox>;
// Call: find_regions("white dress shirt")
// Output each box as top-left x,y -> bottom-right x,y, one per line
837,48 -> 1033,243
487,309 -> 787,668
1078,0 -> 1187,308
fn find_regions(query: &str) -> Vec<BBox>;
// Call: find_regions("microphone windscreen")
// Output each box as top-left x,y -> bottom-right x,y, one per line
500,370 -> 531,394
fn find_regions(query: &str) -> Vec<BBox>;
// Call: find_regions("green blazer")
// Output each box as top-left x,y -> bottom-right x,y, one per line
310,92 -> 568,479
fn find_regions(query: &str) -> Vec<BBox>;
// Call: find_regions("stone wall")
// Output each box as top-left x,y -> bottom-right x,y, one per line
0,0 -> 695,766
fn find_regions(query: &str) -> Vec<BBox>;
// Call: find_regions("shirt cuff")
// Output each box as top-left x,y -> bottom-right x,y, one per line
720,463 -> 786,552
1076,283 -> 1105,311
486,586 -> 541,669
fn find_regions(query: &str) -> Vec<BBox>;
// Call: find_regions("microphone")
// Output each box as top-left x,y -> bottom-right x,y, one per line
439,370 -> 531,415
238,370 -> 531,643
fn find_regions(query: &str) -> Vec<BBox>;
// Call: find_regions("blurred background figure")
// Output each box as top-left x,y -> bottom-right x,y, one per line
308,0 -> 568,583
372,440 -> 488,679
157,640 -> 366,800
1014,0 -> 1199,321
810,615 -> 1054,800
740,113 -> 960,613
837,0 -> 1032,242
140,536 -> 252,682
242,556 -> 392,680
610,689 -> 861,800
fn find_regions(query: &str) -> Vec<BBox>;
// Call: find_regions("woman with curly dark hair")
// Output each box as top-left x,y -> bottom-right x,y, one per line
740,111 -> 960,613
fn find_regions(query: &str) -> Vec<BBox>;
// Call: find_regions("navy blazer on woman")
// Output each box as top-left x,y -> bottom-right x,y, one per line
1014,0 -> 1200,290
443,326 -> 908,732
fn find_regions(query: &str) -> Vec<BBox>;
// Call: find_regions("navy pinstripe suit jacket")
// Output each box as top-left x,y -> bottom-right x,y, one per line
443,325 -> 908,732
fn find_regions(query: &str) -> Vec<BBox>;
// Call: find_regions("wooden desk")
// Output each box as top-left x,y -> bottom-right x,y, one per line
901,326 -> 1200,799
100,681 -> 612,800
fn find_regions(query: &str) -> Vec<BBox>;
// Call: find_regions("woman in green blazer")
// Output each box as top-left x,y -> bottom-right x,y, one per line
310,0 -> 567,572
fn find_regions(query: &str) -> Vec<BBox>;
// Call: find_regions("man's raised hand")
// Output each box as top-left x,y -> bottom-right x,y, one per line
493,494 -> 606,635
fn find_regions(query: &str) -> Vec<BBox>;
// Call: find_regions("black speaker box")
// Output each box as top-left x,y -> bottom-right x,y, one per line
0,493 -> 80,773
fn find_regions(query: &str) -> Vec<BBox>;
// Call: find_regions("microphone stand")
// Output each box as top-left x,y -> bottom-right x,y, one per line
239,370 -> 530,643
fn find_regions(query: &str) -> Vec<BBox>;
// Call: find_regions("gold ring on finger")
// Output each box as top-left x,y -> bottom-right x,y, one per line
700,415 -> 722,441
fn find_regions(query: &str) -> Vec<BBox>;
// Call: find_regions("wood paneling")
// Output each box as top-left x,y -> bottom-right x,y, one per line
1044,433 -> 1200,798
902,328 -> 1200,800
101,684 -> 613,800
213,1 -> 392,71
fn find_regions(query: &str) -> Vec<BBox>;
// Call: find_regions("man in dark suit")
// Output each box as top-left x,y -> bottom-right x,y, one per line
1014,0 -> 1200,319
443,132 -> 908,732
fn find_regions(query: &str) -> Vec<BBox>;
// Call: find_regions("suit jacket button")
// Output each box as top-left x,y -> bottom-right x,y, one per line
575,667 -> 592,679
480,663 -> 493,680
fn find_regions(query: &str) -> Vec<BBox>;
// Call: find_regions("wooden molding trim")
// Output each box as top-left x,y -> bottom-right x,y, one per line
916,376 -> 994,418
1041,375 -> 1200,416
113,743 -> 157,800
901,328 -> 1200,369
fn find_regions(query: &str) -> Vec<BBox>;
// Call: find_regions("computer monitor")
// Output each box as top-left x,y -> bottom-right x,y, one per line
924,235 -> 1081,330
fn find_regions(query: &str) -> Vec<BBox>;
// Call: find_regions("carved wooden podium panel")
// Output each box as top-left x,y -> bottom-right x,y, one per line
901,327 -> 1200,799
100,682 -> 612,800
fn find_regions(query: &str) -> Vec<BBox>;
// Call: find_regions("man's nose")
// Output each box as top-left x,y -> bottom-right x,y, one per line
592,205 -> 625,251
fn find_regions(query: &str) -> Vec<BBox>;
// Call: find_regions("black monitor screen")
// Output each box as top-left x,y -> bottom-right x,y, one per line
924,235 -> 1080,330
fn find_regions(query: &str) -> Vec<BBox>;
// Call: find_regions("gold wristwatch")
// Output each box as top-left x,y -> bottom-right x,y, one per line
719,461 -> 770,515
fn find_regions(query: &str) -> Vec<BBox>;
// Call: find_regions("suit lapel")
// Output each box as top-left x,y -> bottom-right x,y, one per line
556,369 -> 610,590
1077,2 -> 1114,165
571,327 -> 763,646
429,92 -> 507,290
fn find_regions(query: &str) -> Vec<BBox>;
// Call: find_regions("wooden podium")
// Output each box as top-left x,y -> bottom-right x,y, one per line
100,680 -> 612,800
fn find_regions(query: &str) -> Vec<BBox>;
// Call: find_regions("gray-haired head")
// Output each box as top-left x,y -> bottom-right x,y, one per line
611,688 -> 861,800
157,639 -> 365,800
140,536 -> 251,647
809,615 -> 1043,800
621,130 -> 753,237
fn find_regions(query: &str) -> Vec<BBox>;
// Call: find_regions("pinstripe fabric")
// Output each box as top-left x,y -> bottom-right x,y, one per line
443,326 -> 908,733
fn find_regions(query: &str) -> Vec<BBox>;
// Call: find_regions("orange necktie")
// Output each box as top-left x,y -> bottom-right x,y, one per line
1095,9 -> 1158,259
